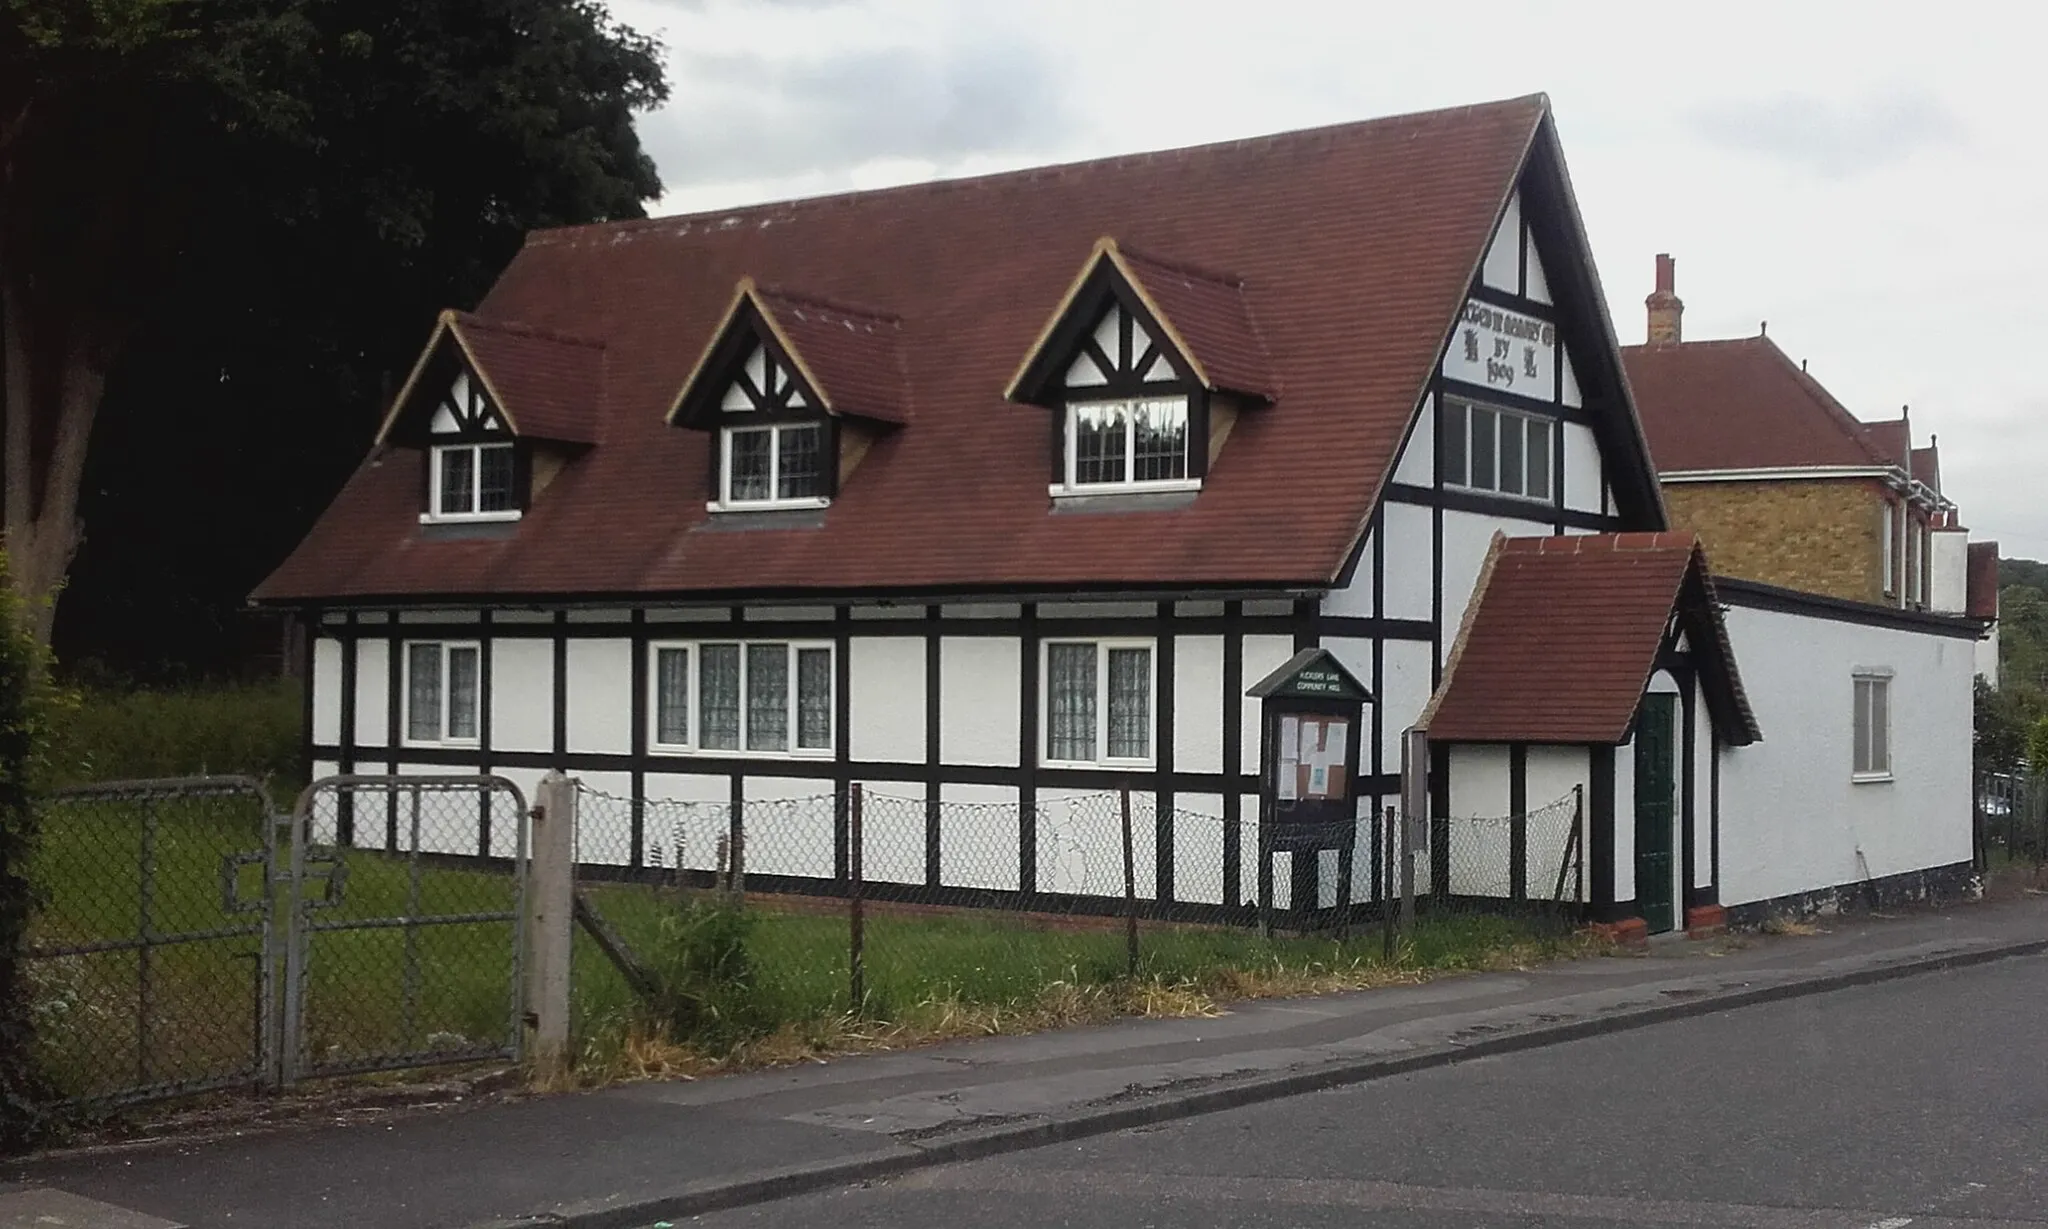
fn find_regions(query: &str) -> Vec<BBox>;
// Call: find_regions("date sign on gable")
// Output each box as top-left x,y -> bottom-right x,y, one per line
1445,299 -> 1556,395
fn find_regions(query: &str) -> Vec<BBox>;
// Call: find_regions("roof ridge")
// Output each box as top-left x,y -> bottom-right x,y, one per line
524,95 -> 1551,250
451,310 -> 607,351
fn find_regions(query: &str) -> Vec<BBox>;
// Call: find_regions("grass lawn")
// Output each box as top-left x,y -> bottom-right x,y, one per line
27,792 -> 522,1104
26,789 -> 1591,1104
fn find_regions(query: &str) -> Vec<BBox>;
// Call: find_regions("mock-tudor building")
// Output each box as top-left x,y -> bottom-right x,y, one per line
257,96 -> 1983,933
1622,256 -> 2001,683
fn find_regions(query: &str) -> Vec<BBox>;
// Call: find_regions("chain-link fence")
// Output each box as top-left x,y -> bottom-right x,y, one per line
26,778 -> 277,1107
569,780 -> 1586,1043
289,776 -> 527,1081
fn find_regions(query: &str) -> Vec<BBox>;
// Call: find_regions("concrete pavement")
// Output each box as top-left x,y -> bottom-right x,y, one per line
7,896 -> 2048,1229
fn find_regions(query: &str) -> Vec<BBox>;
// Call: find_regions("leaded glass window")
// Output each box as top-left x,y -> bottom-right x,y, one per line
1044,641 -> 1154,765
405,641 -> 480,745
699,644 -> 741,750
1063,397 -> 1191,490
655,647 -> 690,746
721,424 -> 826,507
797,647 -> 833,750
407,643 -> 443,742
432,443 -> 517,519
1046,643 -> 1097,762
746,643 -> 789,752
1105,647 -> 1151,759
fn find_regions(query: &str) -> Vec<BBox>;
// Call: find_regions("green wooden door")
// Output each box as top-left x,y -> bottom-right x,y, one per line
1633,694 -> 1678,934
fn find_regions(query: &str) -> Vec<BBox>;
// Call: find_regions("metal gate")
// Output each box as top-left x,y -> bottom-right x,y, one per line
27,777 -> 281,1108
284,775 -> 528,1081
26,773 -> 527,1108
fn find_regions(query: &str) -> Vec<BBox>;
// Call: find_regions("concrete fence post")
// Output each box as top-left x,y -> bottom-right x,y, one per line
526,771 -> 576,1081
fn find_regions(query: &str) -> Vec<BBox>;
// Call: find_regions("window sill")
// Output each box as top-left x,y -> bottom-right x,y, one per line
650,745 -> 835,760
707,497 -> 831,513
1443,482 -> 1552,505
419,511 -> 522,525
1049,479 -> 1202,498
403,739 -> 481,751
1851,772 -> 1895,784
1041,758 -> 1158,771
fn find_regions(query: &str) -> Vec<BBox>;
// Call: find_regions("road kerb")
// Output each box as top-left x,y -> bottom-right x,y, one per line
473,935 -> 2048,1229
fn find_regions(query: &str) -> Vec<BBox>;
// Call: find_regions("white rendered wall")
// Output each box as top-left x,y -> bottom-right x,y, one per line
937,782 -> 1020,891
1173,792 -> 1228,905
1481,192 -> 1522,292
849,636 -> 926,763
1525,745 -> 1589,901
742,776 -> 837,880
1322,539 -> 1377,619
565,639 -> 632,755
1173,635 -> 1225,774
1390,396 -> 1434,488
1239,636 -> 1296,775
312,639 -> 342,746
1978,622 -> 2000,687
354,639 -> 390,749
939,638 -> 1020,766
1379,639 -> 1435,768
638,772 -> 732,872
1717,603 -> 1974,907
490,638 -> 554,754
1562,422 -> 1602,513
1380,502 -> 1434,621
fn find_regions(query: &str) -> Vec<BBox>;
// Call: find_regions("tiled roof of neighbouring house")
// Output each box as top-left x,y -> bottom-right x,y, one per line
254,95 -> 1564,604
1621,335 -> 1892,473
1424,532 -> 1759,745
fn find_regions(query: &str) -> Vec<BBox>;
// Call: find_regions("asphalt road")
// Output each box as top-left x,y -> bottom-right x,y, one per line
688,952 -> 2048,1228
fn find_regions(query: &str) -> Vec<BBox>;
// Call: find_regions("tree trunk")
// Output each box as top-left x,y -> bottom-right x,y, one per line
1,269 -> 107,649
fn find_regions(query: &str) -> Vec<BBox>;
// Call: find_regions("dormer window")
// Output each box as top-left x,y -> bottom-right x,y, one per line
424,371 -> 521,523
1007,239 -> 1276,503
1066,395 -> 1191,489
668,280 -> 910,517
713,345 -> 829,510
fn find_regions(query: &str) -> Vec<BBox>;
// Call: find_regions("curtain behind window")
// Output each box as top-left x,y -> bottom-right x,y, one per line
699,644 -> 741,749
446,647 -> 480,740
1106,647 -> 1151,759
656,647 -> 690,745
407,644 -> 442,741
796,648 -> 832,749
1046,643 -> 1096,761
747,643 -> 789,751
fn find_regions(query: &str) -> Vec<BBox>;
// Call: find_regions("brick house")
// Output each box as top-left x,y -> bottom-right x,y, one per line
1621,256 -> 1999,681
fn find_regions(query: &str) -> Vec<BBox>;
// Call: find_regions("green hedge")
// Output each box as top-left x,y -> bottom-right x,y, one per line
43,678 -> 305,794
0,554 -> 53,1142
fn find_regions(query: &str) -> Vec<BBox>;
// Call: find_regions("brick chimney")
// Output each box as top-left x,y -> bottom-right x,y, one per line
1645,253 -> 1683,344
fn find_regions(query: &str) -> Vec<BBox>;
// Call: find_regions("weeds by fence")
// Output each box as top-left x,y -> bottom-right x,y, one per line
569,782 -> 1585,1066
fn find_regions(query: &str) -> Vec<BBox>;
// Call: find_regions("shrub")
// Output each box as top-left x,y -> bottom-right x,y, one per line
638,896 -> 771,1054
0,554 -> 55,1144
42,677 -> 303,793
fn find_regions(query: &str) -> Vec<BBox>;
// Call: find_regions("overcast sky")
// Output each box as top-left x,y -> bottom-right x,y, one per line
605,0 -> 2047,557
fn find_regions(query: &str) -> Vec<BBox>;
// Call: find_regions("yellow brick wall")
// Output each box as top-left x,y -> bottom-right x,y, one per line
1662,479 -> 1890,604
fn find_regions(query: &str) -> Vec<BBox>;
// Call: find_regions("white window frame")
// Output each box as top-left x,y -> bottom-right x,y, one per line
1442,397 -> 1555,503
1881,502 -> 1896,595
423,442 -> 521,525
1852,670 -> 1893,782
1052,396 -> 1201,496
711,424 -> 831,512
403,640 -> 482,747
1039,638 -> 1158,767
646,639 -> 835,758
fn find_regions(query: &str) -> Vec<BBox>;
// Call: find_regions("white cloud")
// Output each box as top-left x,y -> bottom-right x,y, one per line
605,0 -> 2048,558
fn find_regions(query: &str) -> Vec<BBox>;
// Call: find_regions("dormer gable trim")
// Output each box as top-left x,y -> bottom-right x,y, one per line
375,311 -> 515,447
1005,238 -> 1275,408
666,278 -> 907,429
374,309 -> 604,448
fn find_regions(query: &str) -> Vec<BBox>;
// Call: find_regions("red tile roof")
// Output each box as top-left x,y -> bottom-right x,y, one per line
256,96 -> 1551,604
1860,416 -> 1909,467
1621,336 -> 1889,472
750,286 -> 911,424
451,313 -> 606,445
1967,541 -> 2000,620
1910,444 -> 1940,492
1424,532 -> 1757,745
1115,245 -> 1277,399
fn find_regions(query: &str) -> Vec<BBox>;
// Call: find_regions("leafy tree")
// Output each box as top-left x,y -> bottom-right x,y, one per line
1975,675 -> 2035,774
2,0 -> 667,651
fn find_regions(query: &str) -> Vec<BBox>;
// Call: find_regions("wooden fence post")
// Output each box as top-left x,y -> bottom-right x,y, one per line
849,784 -> 865,1012
526,771 -> 576,1081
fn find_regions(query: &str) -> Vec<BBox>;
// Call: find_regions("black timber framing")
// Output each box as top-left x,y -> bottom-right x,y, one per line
1154,601 -> 1176,902
1221,601 -> 1244,909
1508,743 -> 1528,901
1588,743 -> 1618,920
1018,602 -> 1039,896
